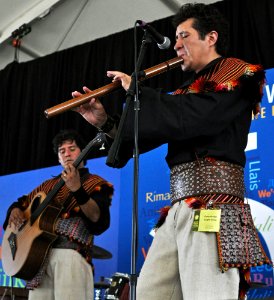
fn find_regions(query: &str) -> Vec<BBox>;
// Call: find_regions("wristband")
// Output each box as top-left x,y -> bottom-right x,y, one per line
72,186 -> 90,205
98,115 -> 115,133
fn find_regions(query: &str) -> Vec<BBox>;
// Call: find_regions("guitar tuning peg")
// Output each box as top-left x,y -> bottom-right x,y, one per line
99,143 -> 105,150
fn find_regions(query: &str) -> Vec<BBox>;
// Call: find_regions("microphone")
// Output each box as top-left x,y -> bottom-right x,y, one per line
136,20 -> 171,50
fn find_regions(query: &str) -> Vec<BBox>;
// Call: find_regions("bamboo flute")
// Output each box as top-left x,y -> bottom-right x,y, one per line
44,56 -> 183,118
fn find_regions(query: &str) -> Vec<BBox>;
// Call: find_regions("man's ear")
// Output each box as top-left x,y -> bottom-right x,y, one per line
207,30 -> 218,46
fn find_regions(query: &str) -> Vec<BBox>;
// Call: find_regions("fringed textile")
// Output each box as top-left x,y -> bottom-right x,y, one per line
172,57 -> 265,117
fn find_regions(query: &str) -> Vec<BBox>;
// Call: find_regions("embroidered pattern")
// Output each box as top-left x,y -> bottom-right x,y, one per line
172,58 -> 265,116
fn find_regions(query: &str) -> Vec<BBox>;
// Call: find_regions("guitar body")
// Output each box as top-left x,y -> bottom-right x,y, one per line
2,192 -> 61,280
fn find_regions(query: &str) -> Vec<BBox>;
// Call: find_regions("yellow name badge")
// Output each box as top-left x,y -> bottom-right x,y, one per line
192,209 -> 221,232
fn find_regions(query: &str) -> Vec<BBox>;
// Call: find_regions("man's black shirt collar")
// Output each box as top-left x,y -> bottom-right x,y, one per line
180,57 -> 224,89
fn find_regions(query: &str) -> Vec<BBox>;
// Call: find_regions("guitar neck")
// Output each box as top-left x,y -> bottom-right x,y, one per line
30,133 -> 105,224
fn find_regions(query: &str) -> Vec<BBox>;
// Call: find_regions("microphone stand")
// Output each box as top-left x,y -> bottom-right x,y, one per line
106,29 -> 153,300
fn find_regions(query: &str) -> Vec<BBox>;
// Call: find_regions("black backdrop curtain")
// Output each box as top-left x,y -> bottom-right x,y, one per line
0,0 -> 273,176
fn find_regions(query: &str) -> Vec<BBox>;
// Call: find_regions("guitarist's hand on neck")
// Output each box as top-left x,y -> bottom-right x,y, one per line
61,163 -> 81,192
58,139 -> 100,223
58,139 -> 83,192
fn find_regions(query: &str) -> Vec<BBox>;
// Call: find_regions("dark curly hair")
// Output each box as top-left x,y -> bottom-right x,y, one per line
172,3 -> 229,56
52,129 -> 86,154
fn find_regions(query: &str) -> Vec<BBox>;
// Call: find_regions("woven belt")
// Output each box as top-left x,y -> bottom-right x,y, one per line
170,158 -> 245,202
55,216 -> 93,246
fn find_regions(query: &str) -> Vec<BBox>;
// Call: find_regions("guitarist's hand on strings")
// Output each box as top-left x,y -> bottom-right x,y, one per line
8,207 -> 26,229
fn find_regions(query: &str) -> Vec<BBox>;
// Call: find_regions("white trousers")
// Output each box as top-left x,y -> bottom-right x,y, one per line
28,249 -> 94,300
136,201 -> 240,300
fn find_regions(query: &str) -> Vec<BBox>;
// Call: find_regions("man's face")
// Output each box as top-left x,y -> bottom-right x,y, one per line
57,140 -> 81,168
174,18 -> 214,73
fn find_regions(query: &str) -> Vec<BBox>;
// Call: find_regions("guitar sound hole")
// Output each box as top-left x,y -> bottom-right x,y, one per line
31,195 -> 42,214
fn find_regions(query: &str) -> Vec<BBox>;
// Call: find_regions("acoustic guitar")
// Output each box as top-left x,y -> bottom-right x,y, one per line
1,133 -> 105,280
